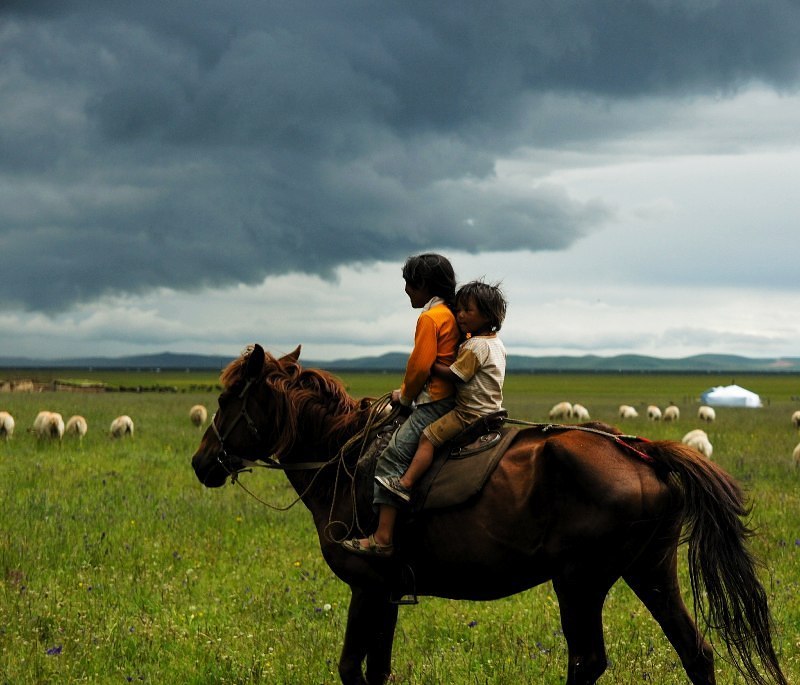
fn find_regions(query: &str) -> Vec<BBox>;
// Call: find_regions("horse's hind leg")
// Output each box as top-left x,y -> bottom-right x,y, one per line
623,548 -> 715,685
552,574 -> 611,685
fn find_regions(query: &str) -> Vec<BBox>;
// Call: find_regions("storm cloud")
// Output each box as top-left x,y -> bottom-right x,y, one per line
2,1 -> 800,312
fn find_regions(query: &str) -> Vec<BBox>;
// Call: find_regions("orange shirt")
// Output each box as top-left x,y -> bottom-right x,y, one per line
400,299 -> 459,405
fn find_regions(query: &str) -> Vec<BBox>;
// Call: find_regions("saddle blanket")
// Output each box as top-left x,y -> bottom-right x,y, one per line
414,425 -> 521,511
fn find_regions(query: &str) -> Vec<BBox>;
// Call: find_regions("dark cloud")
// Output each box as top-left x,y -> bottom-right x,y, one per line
2,1 -> 799,311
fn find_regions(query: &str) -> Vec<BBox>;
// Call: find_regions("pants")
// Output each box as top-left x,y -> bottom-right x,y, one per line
373,397 -> 455,508
422,406 -> 481,447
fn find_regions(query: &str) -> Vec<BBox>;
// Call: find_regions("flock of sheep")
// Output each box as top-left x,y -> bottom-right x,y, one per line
3,400 -> 798,463
549,401 -> 800,464
0,404 -> 209,442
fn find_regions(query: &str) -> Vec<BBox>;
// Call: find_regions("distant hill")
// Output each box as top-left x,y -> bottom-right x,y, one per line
321,352 -> 800,373
0,352 -> 235,370
1,351 -> 799,373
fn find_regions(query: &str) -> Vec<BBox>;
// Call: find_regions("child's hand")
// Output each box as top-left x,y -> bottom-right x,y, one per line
390,389 -> 403,404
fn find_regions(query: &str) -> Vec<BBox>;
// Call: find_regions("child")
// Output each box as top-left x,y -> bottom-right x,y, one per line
341,253 -> 460,558
377,280 -> 507,501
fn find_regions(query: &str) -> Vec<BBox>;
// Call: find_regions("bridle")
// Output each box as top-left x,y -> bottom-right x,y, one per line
208,373 -> 390,522
210,376 -> 335,482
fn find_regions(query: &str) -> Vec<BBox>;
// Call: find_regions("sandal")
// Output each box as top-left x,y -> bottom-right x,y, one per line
341,534 -> 394,558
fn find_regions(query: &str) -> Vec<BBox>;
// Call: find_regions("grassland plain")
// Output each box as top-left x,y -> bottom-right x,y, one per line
0,370 -> 798,684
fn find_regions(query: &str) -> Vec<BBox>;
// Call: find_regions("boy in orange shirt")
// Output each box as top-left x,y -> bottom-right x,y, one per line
342,254 -> 459,557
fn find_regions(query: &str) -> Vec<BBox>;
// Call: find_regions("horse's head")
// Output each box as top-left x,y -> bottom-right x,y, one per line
191,343 -> 301,487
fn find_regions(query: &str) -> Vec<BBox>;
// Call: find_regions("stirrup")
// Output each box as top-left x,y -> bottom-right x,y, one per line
390,564 -> 418,605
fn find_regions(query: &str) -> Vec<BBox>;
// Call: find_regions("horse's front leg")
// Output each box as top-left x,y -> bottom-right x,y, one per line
339,586 -> 398,685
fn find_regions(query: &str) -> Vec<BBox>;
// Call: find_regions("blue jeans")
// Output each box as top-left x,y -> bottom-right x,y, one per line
373,397 -> 455,508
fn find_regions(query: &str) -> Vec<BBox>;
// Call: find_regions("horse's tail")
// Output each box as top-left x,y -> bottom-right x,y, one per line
640,440 -> 786,685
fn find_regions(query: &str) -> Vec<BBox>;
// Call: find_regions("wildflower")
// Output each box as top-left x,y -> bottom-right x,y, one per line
467,620 -> 478,628
46,645 -> 62,656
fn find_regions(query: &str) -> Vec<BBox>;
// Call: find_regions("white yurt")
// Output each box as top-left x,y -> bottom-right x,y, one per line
700,384 -> 762,408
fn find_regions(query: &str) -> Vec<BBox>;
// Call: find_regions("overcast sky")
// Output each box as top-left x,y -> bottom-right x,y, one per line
1,1 -> 799,363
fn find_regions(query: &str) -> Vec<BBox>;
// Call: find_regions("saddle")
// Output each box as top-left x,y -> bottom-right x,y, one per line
359,408 -> 519,512
416,413 -> 519,511
448,409 -> 508,456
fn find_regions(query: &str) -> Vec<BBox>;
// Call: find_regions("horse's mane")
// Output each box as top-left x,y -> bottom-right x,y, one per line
220,346 -> 364,457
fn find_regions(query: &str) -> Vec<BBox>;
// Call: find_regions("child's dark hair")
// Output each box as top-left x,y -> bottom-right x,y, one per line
402,254 -> 457,305
456,280 -> 507,332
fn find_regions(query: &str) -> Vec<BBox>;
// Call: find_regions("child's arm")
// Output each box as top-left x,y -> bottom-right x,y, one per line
431,361 -> 460,384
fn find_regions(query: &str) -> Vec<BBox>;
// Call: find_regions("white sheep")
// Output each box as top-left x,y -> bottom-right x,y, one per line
572,403 -> 591,421
791,410 -> 800,429
65,415 -> 88,440
663,405 -> 680,422
687,435 -> 713,459
682,428 -> 708,443
682,429 -> 713,459
110,415 -> 134,438
548,402 -> 573,421
619,405 -> 639,419
33,411 -> 65,440
793,442 -> 800,466
697,405 -> 716,423
0,411 -> 15,440
189,404 -> 208,428
647,405 -> 662,421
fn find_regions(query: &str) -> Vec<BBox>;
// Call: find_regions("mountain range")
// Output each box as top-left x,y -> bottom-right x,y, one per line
1,351 -> 799,373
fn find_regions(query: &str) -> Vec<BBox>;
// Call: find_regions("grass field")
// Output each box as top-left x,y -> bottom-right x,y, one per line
1,370 -> 799,684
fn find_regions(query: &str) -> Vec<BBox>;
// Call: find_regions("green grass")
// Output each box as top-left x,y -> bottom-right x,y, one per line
1,373 -> 799,683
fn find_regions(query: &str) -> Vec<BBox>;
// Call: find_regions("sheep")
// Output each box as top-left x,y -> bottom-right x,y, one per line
65,415 -> 88,440
110,415 -> 134,439
794,442 -> 800,466
792,410 -> 800,429
572,403 -> 591,421
682,428 -> 713,459
682,428 -> 708,444
687,434 -> 713,459
619,405 -> 639,419
0,411 -> 15,440
189,404 -> 208,428
647,405 -> 662,421
663,405 -> 680,422
697,405 -> 716,422
548,402 -> 573,421
33,410 -> 50,435
33,411 -> 65,440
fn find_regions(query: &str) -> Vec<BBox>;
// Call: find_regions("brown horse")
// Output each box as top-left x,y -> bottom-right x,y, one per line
191,344 -> 786,685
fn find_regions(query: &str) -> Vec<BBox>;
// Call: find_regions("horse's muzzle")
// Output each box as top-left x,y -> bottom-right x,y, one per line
191,450 -> 229,488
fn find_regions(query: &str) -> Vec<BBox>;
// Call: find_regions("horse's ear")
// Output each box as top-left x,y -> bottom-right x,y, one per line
281,345 -> 301,363
245,344 -> 266,379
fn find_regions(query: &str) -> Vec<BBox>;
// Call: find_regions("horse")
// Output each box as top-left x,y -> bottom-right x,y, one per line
191,344 -> 786,685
